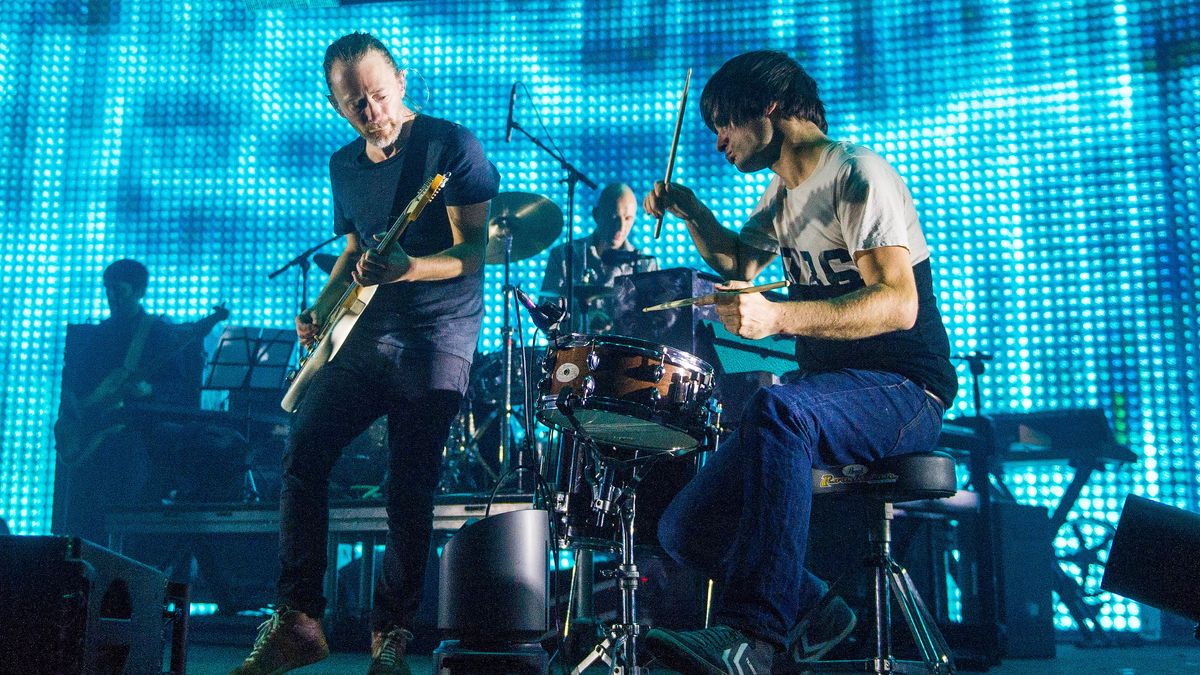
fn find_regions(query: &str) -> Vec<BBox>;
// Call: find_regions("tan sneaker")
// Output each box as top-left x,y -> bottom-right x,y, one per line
366,627 -> 414,675
230,607 -> 329,675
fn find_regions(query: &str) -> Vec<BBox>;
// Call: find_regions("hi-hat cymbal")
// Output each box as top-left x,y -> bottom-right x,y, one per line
313,253 -> 339,274
485,192 -> 564,264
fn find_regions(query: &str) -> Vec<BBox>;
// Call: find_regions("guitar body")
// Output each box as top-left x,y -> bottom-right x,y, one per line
280,173 -> 447,413
280,284 -> 375,412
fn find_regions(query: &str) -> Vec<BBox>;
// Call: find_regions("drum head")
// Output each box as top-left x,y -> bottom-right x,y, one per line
539,404 -> 699,453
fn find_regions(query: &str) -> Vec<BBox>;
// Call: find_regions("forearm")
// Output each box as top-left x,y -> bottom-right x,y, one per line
309,254 -> 355,316
400,241 -> 484,282
774,282 -> 918,340
681,203 -> 745,279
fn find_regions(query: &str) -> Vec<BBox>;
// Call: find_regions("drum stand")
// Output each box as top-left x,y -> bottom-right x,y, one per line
570,488 -> 648,675
557,394 -> 653,675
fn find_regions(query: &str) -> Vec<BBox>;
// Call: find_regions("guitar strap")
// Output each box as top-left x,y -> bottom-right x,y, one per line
390,114 -> 441,246
121,312 -> 155,376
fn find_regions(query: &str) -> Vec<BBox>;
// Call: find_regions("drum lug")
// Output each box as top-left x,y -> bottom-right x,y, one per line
541,354 -> 554,372
587,350 -> 600,371
653,364 -> 665,381
649,388 -> 661,404
670,373 -> 688,405
581,375 -> 596,399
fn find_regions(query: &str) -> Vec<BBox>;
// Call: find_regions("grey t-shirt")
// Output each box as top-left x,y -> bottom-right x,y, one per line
740,142 -> 957,405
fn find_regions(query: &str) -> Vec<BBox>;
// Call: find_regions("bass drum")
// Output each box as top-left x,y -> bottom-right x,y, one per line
536,334 -> 718,455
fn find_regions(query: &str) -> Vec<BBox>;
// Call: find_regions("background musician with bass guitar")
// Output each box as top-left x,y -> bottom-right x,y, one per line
231,32 -> 499,675
54,258 -> 227,543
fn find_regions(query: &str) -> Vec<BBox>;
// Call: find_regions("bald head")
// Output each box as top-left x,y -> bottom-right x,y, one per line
592,183 -> 637,250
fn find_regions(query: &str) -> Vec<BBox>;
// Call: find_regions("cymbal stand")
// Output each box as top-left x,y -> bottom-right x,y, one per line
497,226 -> 526,490
508,116 -> 597,333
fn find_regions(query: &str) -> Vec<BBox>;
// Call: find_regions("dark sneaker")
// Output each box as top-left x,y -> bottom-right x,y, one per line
230,607 -> 329,675
645,625 -> 775,675
788,595 -> 856,662
367,627 -> 414,675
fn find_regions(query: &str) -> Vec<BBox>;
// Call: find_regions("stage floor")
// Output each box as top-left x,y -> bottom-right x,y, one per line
186,642 -> 1197,674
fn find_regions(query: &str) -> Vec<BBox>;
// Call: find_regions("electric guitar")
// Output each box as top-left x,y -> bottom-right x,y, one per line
54,304 -> 231,466
281,172 -> 449,412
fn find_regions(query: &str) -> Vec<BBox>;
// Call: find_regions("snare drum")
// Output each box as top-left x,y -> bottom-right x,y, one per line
537,334 -> 718,454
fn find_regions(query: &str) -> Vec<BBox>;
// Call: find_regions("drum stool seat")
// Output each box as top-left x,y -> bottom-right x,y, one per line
804,451 -> 958,674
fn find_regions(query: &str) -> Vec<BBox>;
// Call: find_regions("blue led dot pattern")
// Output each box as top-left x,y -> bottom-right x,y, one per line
0,0 -> 1196,635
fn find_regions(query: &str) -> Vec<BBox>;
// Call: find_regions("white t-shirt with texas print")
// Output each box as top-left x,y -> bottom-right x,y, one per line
736,141 -> 957,406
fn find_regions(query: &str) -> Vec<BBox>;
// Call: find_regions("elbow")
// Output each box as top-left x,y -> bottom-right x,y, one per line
462,245 -> 485,276
893,292 -> 919,331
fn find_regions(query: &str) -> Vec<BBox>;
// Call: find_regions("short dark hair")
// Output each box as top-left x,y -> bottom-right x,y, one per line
323,32 -> 399,90
103,259 -> 149,294
700,50 -> 827,133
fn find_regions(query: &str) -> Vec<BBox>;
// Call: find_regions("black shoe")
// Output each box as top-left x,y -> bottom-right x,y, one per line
645,625 -> 775,675
788,595 -> 856,662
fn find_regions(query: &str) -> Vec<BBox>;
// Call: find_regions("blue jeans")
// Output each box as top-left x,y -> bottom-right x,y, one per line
656,369 -> 946,648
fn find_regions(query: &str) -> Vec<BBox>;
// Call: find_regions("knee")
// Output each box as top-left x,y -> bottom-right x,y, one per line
741,386 -> 797,430
656,497 -> 696,563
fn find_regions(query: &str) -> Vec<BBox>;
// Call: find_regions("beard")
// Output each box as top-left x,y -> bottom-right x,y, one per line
363,121 -> 401,149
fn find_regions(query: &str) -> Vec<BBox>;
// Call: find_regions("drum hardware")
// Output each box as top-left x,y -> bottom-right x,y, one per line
551,413 -> 655,674
487,194 -> 564,492
535,336 -> 719,675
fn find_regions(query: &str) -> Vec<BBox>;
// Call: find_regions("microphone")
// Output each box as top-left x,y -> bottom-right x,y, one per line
505,82 -> 518,143
513,285 -> 565,333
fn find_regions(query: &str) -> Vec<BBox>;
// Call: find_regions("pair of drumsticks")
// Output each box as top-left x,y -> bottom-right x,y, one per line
644,71 -> 785,313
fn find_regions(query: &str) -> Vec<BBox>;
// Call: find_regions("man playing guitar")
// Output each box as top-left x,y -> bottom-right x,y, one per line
232,32 -> 498,675
55,259 -> 218,542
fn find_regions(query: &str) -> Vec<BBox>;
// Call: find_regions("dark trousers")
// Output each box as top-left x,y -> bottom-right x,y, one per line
657,369 -> 945,648
276,342 -> 464,631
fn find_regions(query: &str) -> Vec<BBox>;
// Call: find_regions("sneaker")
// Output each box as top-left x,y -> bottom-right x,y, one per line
367,627 -> 414,675
645,625 -> 775,675
230,607 -> 329,675
788,595 -> 857,662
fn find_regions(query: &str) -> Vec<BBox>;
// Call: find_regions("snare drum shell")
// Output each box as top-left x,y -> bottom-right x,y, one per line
537,334 -> 716,453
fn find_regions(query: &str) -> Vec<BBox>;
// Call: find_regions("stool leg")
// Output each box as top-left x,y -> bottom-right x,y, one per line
890,565 -> 956,673
870,502 -> 895,674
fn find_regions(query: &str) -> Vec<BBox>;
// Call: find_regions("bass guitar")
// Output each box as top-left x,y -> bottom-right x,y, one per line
281,172 -> 449,412
54,304 -> 230,466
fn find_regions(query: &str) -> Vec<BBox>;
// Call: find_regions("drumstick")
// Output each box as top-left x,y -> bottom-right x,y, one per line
641,280 -> 788,312
654,69 -> 691,240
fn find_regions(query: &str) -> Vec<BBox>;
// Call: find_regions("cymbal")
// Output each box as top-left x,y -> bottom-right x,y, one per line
485,192 -> 564,264
313,253 -> 339,274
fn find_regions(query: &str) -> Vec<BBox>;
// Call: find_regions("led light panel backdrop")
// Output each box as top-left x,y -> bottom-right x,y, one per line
1,0 -> 1197,635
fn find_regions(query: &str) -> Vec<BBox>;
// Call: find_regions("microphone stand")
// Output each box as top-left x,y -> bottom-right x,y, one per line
509,119 -> 597,332
268,234 -> 342,312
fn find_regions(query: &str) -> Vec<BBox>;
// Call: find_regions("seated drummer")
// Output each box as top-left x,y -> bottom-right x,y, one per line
539,183 -> 658,332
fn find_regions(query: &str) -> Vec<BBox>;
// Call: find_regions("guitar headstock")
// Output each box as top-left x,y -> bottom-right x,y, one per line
402,172 -> 451,221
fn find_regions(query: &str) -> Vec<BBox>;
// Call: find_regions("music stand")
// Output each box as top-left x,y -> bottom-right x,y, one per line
205,326 -> 296,500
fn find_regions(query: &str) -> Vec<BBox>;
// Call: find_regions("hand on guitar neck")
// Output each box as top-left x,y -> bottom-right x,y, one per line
354,234 -> 412,286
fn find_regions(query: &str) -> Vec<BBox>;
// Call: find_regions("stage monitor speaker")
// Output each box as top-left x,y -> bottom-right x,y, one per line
0,535 -> 172,674
438,509 -> 549,644
1102,494 -> 1200,625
